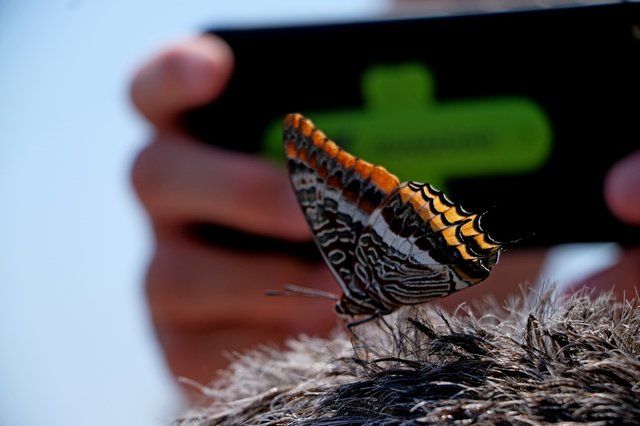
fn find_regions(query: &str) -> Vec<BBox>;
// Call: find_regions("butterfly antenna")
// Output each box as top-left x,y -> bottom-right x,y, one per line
266,284 -> 339,301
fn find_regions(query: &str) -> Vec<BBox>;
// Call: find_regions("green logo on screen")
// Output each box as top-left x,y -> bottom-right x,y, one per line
262,63 -> 551,189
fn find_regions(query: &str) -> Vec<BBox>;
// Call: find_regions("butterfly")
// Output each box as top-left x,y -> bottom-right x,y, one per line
282,113 -> 503,325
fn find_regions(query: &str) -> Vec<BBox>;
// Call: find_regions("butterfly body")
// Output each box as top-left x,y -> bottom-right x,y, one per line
284,113 -> 502,320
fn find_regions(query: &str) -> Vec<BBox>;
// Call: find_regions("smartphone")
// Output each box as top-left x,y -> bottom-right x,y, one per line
185,2 -> 640,246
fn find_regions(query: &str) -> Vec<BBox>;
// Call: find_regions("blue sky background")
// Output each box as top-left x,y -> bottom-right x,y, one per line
0,1 -> 619,425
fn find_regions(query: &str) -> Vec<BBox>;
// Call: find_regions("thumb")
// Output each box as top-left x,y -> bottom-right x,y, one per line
130,34 -> 234,130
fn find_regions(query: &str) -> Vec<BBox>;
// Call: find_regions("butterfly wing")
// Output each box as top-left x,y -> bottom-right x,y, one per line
284,113 -> 503,317
283,113 -> 401,302
354,181 -> 502,309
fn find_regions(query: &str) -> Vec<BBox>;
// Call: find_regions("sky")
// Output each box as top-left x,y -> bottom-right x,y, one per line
0,1 -> 621,426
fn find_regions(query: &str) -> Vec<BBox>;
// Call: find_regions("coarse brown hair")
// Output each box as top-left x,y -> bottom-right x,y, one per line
174,287 -> 640,425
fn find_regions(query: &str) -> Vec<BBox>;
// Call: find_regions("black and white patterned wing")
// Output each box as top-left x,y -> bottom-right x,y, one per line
283,113 -> 401,295
353,181 -> 502,311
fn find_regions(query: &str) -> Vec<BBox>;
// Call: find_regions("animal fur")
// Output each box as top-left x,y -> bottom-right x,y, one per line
174,287 -> 640,425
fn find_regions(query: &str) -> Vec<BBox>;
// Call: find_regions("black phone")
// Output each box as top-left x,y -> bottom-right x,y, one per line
185,2 -> 640,247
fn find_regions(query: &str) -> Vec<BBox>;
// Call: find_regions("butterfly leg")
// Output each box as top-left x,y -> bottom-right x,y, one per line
346,313 -> 381,330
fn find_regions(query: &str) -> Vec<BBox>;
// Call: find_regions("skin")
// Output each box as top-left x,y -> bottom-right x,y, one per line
129,35 -> 640,399
130,37 -> 339,399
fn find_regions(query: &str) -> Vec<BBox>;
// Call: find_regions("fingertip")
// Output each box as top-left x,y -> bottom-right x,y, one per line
226,155 -> 313,241
130,34 -> 234,128
604,150 -> 640,226
130,135 -> 312,242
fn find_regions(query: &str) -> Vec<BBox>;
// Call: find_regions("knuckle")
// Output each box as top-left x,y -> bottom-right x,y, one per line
232,163 -> 284,209
130,140 -> 169,209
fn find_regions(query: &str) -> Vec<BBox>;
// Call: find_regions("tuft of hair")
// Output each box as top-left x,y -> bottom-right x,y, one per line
174,285 -> 640,425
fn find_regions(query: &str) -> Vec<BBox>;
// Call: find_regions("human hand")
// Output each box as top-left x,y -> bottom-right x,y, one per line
129,35 -> 338,398
128,33 -> 638,402
567,151 -> 640,296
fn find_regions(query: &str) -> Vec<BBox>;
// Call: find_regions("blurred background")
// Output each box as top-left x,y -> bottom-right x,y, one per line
0,1 -> 622,425
0,2 -> 385,425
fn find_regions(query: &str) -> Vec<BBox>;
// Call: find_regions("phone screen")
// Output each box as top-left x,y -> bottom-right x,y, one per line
186,3 -> 640,246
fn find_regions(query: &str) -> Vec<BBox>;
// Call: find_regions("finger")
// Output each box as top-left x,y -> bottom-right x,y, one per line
605,150 -> 640,226
145,236 -> 338,332
131,132 -> 310,240
130,34 -> 234,129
